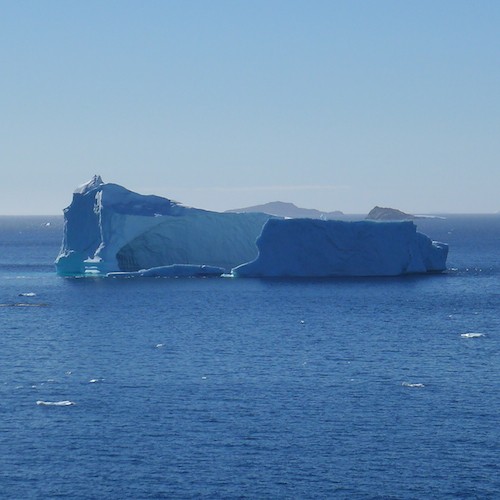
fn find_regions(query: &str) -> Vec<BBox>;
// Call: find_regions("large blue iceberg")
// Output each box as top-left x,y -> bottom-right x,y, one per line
232,218 -> 448,277
55,177 -> 448,277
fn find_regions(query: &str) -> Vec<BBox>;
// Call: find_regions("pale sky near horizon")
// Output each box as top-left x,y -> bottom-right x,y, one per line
1,0 -> 499,215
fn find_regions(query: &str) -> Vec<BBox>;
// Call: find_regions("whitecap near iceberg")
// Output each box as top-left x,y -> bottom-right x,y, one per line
55,176 -> 448,278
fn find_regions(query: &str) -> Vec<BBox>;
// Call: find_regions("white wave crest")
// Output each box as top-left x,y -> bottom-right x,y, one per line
402,382 -> 425,388
460,332 -> 484,338
36,400 -> 75,406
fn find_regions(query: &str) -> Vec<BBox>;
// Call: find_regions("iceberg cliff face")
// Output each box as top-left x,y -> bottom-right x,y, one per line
55,176 -> 270,276
56,177 -> 448,277
232,218 -> 448,277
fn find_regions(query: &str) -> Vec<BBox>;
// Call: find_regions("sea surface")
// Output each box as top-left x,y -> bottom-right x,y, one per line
0,215 -> 499,499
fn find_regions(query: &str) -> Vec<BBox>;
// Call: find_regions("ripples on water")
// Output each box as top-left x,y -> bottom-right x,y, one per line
0,215 -> 499,499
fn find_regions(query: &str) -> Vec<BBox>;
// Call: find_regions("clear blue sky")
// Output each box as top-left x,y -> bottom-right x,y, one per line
1,0 -> 499,214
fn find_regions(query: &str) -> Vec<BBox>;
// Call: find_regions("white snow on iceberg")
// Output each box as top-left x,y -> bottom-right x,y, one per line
55,176 -> 448,278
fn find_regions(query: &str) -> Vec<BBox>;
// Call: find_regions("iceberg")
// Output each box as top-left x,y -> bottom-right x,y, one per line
55,176 -> 270,276
56,177 -> 448,278
232,218 -> 448,277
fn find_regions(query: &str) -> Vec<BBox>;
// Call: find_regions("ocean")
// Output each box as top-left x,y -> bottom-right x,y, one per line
0,215 -> 498,499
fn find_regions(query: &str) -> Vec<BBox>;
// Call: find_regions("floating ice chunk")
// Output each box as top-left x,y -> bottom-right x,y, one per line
460,333 -> 484,338
36,400 -> 75,406
107,264 -> 225,278
402,382 -> 425,388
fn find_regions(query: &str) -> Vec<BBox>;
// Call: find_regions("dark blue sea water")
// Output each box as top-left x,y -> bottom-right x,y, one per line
0,215 -> 499,499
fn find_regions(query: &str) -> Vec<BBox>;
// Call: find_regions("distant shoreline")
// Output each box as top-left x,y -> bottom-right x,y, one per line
0,213 -> 499,218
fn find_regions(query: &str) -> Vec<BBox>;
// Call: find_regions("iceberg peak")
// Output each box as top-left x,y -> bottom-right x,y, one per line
74,175 -> 104,195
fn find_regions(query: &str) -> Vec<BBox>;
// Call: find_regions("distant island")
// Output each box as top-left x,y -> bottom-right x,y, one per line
226,201 -> 344,219
366,206 -> 416,221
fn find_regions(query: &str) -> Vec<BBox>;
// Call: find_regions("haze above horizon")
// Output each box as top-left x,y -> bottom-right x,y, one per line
1,0 -> 499,215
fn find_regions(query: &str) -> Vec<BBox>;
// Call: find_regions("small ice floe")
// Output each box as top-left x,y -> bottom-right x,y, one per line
402,382 -> 425,388
107,264 -> 224,279
18,292 -> 36,297
460,332 -> 484,338
36,400 -> 75,406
